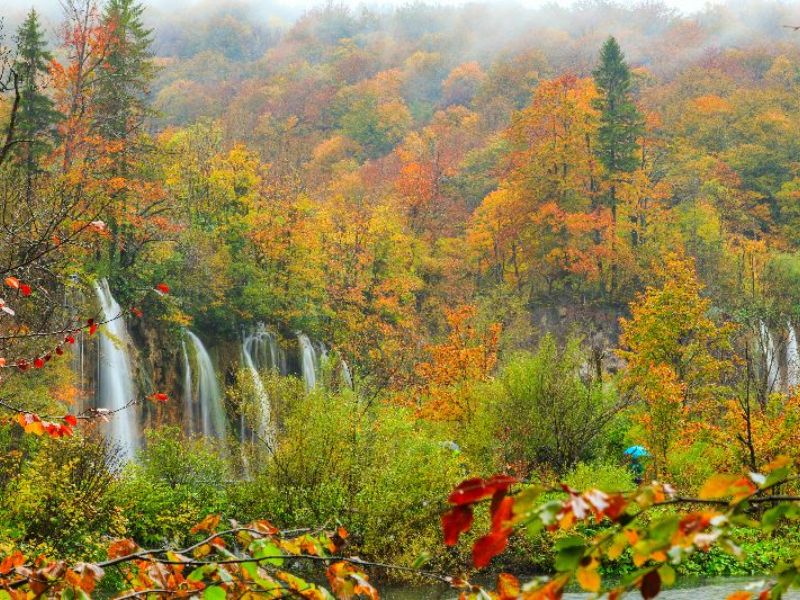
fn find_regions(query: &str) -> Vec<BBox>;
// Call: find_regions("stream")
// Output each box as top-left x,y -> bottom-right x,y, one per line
382,579 -> 799,599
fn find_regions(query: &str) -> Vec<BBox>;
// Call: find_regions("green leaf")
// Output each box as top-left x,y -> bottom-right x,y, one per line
188,564 -> 218,582
763,466 -> 790,490
658,564 -> 676,587
554,536 -> 585,572
204,586 -> 226,600
252,539 -> 285,566
648,515 -> 680,543
511,485 -> 544,519
411,552 -> 431,569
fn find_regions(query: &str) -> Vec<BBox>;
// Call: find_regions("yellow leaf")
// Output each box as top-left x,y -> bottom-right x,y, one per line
699,474 -> 740,500
25,421 -> 45,436
576,567 -> 601,592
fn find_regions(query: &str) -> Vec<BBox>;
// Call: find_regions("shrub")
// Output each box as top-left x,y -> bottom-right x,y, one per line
0,433 -> 122,559
114,427 -> 231,547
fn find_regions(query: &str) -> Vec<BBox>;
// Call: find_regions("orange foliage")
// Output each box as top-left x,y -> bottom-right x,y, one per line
413,305 -> 501,422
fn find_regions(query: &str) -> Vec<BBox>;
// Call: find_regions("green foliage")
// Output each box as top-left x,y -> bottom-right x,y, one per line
465,335 -> 619,476
563,461 -> 635,494
12,9 -> 60,169
0,434 -> 122,559
231,388 -> 464,568
114,428 -> 231,546
592,36 -> 643,176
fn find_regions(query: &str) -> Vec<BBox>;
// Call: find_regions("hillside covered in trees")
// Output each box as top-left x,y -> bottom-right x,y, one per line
5,0 -> 800,598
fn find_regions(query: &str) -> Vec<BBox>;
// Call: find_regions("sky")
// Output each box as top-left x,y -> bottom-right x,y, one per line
4,0 -> 732,22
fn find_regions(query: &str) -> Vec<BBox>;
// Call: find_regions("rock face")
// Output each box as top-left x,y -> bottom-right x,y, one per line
528,302 -> 627,375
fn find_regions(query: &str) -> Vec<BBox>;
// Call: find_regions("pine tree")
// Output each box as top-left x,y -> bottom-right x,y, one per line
592,36 -> 642,176
592,36 -> 643,298
13,9 -> 60,190
93,0 -> 155,148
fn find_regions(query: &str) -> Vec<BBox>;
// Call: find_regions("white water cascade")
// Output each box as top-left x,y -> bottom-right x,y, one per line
297,333 -> 319,390
341,360 -> 353,389
760,320 -> 780,392
181,339 -> 195,433
183,331 -> 227,439
241,326 -> 279,447
94,279 -> 140,461
786,322 -> 800,390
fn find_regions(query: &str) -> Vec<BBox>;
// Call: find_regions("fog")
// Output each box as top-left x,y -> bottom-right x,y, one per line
4,0 -> 732,25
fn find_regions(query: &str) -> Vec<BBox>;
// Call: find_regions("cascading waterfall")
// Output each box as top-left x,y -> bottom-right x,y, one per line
341,360 -> 353,389
184,331 -> 227,439
94,279 -> 140,461
760,320 -> 780,392
297,333 -> 318,390
786,322 -> 800,390
241,326 -> 278,448
181,339 -> 195,434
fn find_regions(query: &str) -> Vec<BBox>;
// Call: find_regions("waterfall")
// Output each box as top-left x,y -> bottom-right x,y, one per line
241,326 -> 276,448
181,340 -> 195,434
94,279 -> 140,461
297,333 -> 318,390
760,320 -> 780,392
787,322 -> 800,390
184,331 -> 227,439
341,360 -> 353,389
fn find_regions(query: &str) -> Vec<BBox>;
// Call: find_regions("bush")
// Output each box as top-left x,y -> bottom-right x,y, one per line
464,335 -> 620,477
114,427 -> 231,547
563,461 -> 635,493
0,433 -> 122,559
230,387 -> 464,570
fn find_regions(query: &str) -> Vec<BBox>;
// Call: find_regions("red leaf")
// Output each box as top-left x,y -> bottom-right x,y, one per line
16,359 -> 29,371
448,474 -> 517,506
641,570 -> 661,599
130,307 -> 143,318
88,319 -> 98,335
491,496 -> 514,532
65,334 -> 76,344
33,357 -> 45,369
149,392 -> 169,403
442,505 -> 474,546
155,283 -> 170,295
55,346 -> 64,356
472,530 -> 510,568
64,415 -> 78,426
20,284 -> 31,297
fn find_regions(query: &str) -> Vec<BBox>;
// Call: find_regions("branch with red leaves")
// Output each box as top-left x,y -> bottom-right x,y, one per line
440,458 -> 800,599
0,277 -> 172,437
0,515 -> 414,600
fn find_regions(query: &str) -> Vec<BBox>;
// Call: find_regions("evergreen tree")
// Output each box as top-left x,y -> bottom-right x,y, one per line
13,9 -> 60,187
93,0 -> 155,148
592,36 -> 643,298
592,36 -> 643,176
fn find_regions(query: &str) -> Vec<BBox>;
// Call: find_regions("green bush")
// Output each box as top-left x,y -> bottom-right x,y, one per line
563,461 -> 635,493
114,427 -> 231,547
229,388 -> 464,569
0,434 -> 122,559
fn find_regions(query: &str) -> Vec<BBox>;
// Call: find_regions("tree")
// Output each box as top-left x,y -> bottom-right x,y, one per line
93,0 -> 155,148
12,9 -> 61,199
619,254 -> 733,475
592,37 -> 644,297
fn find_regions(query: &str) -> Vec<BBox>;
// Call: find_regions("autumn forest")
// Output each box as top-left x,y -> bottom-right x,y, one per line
3,0 -> 800,597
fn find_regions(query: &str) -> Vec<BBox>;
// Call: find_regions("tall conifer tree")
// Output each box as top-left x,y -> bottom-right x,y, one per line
592,36 -> 643,298
13,9 -> 60,194
93,0 -> 154,148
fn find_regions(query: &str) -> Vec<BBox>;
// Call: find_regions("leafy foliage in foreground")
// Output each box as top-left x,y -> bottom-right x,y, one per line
0,516 -> 375,600
442,459 -> 800,599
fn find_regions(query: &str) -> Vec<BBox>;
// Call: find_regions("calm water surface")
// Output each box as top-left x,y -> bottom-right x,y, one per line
383,579 -> 800,599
